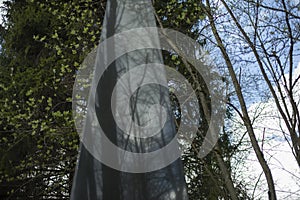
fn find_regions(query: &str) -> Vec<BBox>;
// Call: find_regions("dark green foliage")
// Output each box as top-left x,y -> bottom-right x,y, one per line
0,0 -> 104,198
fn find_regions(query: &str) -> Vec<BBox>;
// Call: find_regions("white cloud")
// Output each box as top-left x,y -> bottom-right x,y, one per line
233,62 -> 300,199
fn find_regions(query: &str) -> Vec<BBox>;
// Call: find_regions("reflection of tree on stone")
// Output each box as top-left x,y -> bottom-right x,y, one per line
71,0 -> 188,199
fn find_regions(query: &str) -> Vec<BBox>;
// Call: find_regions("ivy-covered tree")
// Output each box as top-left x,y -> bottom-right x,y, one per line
0,0 -> 104,198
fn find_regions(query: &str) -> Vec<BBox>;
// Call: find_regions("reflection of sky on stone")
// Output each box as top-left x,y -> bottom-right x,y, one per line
234,62 -> 300,199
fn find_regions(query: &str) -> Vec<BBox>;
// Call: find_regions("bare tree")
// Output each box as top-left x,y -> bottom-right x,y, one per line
199,0 -> 300,199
